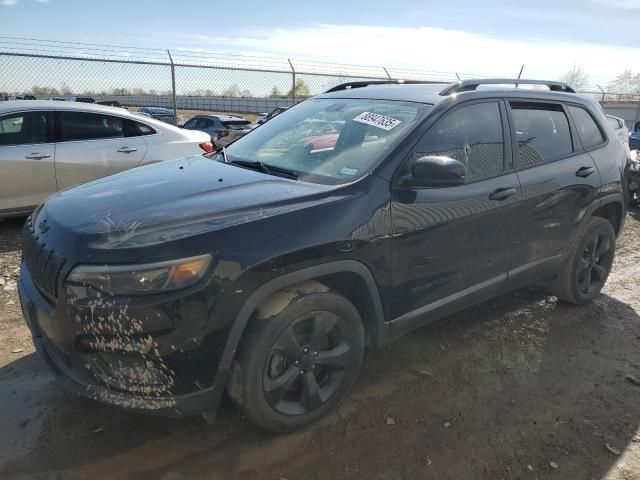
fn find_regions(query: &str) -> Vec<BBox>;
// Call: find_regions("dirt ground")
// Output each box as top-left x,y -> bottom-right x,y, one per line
2,211 -> 640,480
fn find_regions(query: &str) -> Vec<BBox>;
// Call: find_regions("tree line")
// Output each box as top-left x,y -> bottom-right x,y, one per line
19,79 -> 313,99
560,64 -> 640,97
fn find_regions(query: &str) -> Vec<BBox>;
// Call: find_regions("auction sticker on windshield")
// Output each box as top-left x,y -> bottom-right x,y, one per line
353,112 -> 402,131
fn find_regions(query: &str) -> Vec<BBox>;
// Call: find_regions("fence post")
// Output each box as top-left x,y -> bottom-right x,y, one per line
383,67 -> 392,80
596,85 -> 605,102
288,58 -> 296,103
167,50 -> 178,125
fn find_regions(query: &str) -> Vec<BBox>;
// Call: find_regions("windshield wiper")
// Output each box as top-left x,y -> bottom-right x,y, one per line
230,159 -> 299,180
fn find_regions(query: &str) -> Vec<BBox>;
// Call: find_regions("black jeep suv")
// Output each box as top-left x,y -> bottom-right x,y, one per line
18,79 -> 627,432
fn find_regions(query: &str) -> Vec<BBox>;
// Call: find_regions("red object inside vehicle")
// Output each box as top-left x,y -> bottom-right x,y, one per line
303,133 -> 339,150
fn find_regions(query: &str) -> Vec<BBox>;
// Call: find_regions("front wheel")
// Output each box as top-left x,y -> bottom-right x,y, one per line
552,216 -> 616,305
228,290 -> 365,433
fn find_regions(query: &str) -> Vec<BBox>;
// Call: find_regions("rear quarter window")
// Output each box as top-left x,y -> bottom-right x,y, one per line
568,106 -> 606,150
123,119 -> 156,137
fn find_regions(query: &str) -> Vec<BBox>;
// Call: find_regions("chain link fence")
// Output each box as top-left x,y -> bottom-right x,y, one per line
1,37 -> 640,128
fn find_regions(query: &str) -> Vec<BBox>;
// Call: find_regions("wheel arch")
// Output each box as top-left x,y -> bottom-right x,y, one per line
591,196 -> 624,236
575,193 -> 625,237
207,260 -> 386,417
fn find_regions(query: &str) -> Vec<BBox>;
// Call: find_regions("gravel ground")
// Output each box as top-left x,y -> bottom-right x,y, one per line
1,211 -> 640,479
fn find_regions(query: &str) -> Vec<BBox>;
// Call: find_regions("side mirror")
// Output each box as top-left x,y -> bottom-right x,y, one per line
408,155 -> 466,187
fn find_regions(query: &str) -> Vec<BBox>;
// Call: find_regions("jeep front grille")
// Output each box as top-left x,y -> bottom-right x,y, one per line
22,219 -> 66,300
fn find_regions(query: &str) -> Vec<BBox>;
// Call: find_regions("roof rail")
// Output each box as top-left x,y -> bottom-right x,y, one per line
439,79 -> 576,96
325,79 -> 444,93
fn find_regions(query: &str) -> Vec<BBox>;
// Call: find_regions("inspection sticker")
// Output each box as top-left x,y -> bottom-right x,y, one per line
353,111 -> 402,131
340,166 -> 359,176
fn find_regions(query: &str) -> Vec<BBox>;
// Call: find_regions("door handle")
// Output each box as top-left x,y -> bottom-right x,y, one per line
576,166 -> 595,178
24,153 -> 51,160
117,147 -> 137,153
489,187 -> 517,201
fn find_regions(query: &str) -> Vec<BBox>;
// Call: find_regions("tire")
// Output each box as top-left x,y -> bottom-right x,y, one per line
228,290 -> 365,433
552,216 -> 616,305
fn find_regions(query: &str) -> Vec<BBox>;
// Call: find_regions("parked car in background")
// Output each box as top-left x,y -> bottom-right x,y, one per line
70,96 -> 96,104
48,97 -> 67,101
182,114 -> 253,146
256,112 -> 269,124
18,79 -> 627,432
630,121 -> 640,150
3,94 -> 36,101
606,114 -> 629,145
137,107 -> 184,126
96,100 -> 122,108
0,100 -> 212,217
606,114 -> 632,160
257,106 -> 288,124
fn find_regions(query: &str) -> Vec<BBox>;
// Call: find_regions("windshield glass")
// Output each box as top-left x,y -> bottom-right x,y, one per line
225,98 -> 429,184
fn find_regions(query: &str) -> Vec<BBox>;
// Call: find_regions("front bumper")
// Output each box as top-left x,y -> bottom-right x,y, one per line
18,263 -> 224,418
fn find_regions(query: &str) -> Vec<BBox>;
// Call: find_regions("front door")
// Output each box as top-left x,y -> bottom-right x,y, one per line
390,100 -> 521,333
0,111 -> 56,214
54,111 -> 148,191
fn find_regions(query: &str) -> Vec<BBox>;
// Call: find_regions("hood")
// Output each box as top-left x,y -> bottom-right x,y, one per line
39,156 -> 335,249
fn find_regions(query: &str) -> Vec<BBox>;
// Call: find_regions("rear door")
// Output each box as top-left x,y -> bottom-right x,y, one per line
54,111 -> 148,191
0,110 -> 56,214
507,100 -> 601,287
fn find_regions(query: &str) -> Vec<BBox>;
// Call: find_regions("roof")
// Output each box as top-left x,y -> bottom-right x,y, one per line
0,100 -> 183,130
195,114 -> 248,122
316,83 -> 446,104
317,79 -> 591,107
139,107 -> 174,113
0,99 -> 131,116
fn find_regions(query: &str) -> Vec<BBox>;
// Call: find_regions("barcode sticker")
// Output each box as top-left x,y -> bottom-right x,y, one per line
353,111 -> 402,131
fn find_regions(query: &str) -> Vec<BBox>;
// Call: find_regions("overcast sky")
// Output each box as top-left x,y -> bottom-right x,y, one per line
1,0 -> 640,85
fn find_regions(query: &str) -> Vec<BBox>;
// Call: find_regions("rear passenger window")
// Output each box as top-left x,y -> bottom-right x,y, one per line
62,112 -> 124,141
136,122 -> 155,135
510,104 -> 573,167
413,102 -> 505,180
0,112 -> 48,146
568,106 -> 606,150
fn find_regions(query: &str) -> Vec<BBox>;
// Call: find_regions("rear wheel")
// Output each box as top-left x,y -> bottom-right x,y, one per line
552,217 -> 616,305
228,290 -> 365,433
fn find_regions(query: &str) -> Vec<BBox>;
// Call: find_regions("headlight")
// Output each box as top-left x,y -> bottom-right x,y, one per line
67,254 -> 212,295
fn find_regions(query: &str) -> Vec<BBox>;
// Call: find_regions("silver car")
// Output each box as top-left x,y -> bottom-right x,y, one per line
182,114 -> 253,147
0,101 -> 211,217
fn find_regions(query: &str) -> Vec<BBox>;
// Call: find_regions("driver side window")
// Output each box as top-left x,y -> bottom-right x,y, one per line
412,102 -> 505,180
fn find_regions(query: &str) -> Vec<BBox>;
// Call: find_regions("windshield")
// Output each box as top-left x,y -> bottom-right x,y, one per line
224,98 -> 429,184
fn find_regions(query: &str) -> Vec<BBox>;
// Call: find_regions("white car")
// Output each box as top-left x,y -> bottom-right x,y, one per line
0,100 -> 212,217
606,114 -> 632,161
